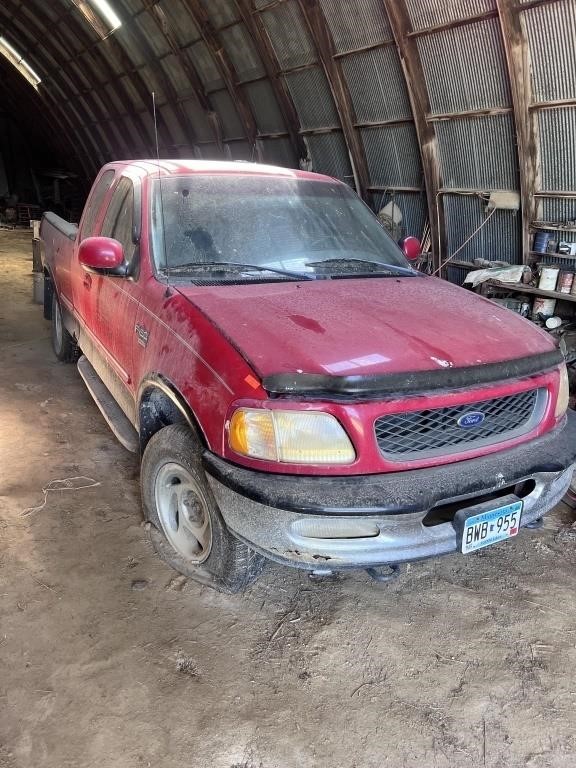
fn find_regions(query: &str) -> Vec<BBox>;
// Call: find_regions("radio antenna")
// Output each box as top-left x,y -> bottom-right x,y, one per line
152,91 -> 170,284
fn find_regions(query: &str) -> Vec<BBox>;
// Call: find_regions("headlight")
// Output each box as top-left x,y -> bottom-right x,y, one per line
229,408 -> 356,464
555,363 -> 570,418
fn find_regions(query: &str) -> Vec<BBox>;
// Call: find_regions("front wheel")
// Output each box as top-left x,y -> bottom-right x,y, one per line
141,424 -> 265,593
51,291 -> 80,362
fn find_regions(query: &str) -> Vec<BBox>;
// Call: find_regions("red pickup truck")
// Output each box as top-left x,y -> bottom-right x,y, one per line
41,159 -> 576,591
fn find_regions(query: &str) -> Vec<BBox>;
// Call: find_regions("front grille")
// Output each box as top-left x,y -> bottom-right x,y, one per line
374,388 -> 545,460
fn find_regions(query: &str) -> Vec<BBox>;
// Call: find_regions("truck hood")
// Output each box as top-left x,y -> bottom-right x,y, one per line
175,276 -> 555,378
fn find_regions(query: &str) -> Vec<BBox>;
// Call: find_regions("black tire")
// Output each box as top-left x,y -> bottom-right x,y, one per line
563,470 -> 576,509
141,424 -> 266,593
51,291 -> 80,363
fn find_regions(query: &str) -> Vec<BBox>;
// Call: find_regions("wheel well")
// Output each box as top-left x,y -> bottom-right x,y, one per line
138,385 -> 205,453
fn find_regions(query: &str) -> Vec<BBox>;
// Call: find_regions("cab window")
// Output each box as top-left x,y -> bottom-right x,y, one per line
100,177 -> 137,267
79,169 -> 114,241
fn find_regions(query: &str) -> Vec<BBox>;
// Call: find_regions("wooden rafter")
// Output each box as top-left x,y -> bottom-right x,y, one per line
495,0 -> 538,262
141,0 -> 223,151
234,0 -> 306,162
182,0 -> 259,152
4,2 -> 126,164
0,5 -> 102,175
56,0 -> 152,154
382,0 -> 444,270
296,0 -> 370,198
112,0 -> 194,153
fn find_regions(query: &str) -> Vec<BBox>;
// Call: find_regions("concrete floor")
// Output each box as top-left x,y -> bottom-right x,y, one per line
2,229 -> 576,768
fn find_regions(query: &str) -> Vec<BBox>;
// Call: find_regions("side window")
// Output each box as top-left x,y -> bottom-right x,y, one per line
79,170 -> 115,241
100,177 -> 136,266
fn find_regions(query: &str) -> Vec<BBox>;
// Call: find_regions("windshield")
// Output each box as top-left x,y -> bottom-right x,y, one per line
150,175 -> 411,280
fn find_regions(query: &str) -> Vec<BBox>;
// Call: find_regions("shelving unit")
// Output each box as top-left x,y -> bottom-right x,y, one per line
485,279 -> 576,303
529,251 -> 576,261
532,222 -> 576,233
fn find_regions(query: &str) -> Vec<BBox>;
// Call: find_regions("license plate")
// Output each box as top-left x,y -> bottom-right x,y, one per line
458,499 -> 523,554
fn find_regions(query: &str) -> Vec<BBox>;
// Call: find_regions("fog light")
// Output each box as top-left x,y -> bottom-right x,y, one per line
290,519 -> 380,540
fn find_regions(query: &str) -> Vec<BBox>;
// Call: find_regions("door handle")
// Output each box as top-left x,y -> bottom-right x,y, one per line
83,273 -> 92,290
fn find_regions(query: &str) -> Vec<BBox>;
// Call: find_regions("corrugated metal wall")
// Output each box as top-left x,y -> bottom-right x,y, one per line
522,0 -> 576,265
1,0 -> 575,285
412,3 -> 522,271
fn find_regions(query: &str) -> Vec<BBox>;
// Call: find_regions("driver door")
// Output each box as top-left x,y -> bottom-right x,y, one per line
90,175 -> 141,422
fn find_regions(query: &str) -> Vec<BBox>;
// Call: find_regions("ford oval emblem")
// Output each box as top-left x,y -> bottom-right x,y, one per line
457,411 -> 485,428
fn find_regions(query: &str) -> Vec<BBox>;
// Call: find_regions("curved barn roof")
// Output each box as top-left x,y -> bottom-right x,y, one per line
1,0 -> 575,273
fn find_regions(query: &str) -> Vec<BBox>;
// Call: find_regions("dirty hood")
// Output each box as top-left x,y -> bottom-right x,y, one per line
176,276 -> 555,378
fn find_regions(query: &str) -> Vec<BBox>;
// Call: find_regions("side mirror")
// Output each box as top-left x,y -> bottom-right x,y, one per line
78,236 -> 125,273
399,236 -> 421,262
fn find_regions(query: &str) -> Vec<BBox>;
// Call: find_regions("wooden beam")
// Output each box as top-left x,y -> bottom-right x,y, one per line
529,98 -> 576,111
0,7 -> 103,175
7,3 -> 128,164
39,0 -> 160,155
513,0 -> 563,11
234,0 -> 307,162
112,0 -> 193,154
427,106 -> 513,122
355,118 -> 414,129
296,0 -> 370,198
56,3 -> 150,154
406,9 -> 499,38
182,0 -> 259,154
141,0 -> 223,150
333,39 -> 395,59
495,0 -> 538,262
382,0 -> 444,270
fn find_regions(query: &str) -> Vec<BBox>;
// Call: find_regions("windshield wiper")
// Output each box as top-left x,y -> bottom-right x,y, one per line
306,257 -> 416,277
164,261 -> 317,281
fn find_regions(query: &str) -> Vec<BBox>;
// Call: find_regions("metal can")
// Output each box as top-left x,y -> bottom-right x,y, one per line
538,265 -> 560,291
532,297 -> 557,318
558,270 -> 574,294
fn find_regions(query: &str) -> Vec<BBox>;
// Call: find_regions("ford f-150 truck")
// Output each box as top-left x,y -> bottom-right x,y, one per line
41,159 -> 576,592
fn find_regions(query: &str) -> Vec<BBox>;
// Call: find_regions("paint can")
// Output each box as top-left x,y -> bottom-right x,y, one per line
32,272 -> 44,304
558,270 -> 574,294
538,265 -> 559,291
532,297 -> 556,318
533,232 -> 550,253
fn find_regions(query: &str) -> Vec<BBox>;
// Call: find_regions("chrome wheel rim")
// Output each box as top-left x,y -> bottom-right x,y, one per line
53,298 -> 63,353
154,462 -> 212,564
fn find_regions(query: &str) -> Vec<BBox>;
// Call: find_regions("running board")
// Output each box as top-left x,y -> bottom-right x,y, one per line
77,355 -> 139,453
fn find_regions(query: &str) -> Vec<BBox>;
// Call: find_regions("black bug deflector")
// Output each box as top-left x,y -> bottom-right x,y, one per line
263,350 -> 564,401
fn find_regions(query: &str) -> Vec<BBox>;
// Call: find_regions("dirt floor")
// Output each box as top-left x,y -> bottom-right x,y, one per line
1,229 -> 576,768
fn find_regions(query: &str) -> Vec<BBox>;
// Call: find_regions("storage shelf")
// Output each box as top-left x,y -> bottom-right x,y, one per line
530,251 -> 576,260
485,279 -> 576,303
531,222 -> 576,232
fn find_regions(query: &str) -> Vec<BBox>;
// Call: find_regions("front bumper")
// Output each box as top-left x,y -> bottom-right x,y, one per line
203,412 -> 576,570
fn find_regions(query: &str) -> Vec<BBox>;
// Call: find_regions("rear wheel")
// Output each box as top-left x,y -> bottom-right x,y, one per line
51,292 -> 80,363
141,424 -> 265,593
